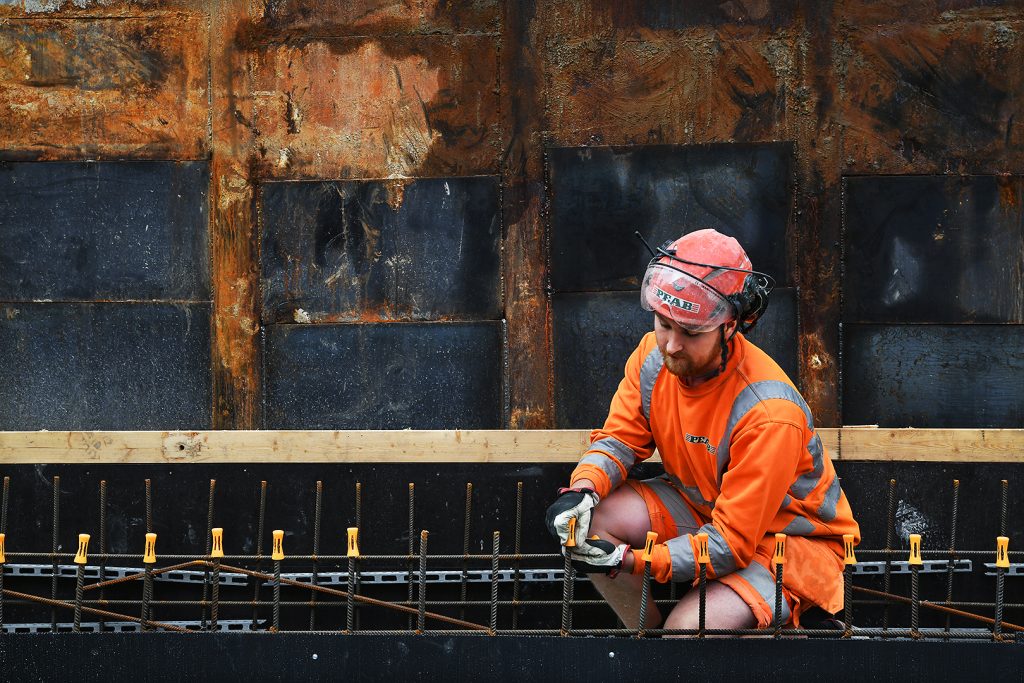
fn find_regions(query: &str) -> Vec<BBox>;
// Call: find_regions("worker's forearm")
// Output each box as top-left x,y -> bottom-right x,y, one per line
568,477 -> 597,491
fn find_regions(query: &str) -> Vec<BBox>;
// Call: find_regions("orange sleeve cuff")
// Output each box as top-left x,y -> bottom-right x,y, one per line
629,545 -> 673,583
570,463 -> 613,499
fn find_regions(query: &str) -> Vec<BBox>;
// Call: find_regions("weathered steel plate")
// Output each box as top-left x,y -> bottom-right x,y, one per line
0,161 -> 210,302
553,288 -> 798,428
260,177 -> 501,323
0,15 -> 209,159
544,30 -> 793,145
549,144 -> 791,293
843,175 -> 1024,324
249,36 -> 500,179
842,324 -> 1024,428
0,302 -> 212,430
264,322 -> 504,429
838,21 -> 1024,174
545,1 -> 798,31
252,0 -> 500,34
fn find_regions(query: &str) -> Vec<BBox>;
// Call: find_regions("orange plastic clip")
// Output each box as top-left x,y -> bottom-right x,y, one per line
773,533 -> 787,567
347,527 -> 360,558
74,533 -> 90,565
843,534 -> 857,565
642,531 -> 658,562
272,530 -> 284,561
908,534 -> 923,566
697,532 -> 710,565
565,517 -> 577,548
997,536 -> 1010,569
143,533 -> 157,564
211,528 -> 224,559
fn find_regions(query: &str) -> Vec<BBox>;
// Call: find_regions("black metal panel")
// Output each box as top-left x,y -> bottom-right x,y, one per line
843,175 -> 1024,324
0,303 -> 212,430
260,178 -> 501,323
0,161 -> 210,302
549,143 -> 792,292
3,633 -> 1023,683
553,288 -> 798,429
842,324 -> 1024,428
264,322 -> 504,429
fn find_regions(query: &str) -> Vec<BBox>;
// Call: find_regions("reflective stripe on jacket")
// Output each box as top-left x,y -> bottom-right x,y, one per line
570,332 -> 860,602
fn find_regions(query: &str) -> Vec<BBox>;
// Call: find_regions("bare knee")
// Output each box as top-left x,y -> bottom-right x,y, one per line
663,582 -> 757,636
588,486 -> 652,547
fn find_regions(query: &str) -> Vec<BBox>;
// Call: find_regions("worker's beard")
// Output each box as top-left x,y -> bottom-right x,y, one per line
663,352 -> 714,379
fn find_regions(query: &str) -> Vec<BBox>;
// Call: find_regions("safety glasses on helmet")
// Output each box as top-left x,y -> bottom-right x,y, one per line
640,254 -> 774,334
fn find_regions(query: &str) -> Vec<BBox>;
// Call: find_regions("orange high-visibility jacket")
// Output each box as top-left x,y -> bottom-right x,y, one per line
571,332 -> 860,607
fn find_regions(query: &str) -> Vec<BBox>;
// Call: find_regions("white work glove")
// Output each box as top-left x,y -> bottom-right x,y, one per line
569,538 -> 631,577
545,487 -> 599,549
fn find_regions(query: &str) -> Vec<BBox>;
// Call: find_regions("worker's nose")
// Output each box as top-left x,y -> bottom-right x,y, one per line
664,329 -> 685,356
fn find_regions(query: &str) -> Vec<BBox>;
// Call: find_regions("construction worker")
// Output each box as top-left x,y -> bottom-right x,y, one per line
546,229 -> 860,632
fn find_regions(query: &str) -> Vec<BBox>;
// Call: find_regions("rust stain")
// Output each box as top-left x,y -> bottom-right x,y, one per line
997,175 -> 1020,208
545,28 -> 791,145
0,15 -> 208,159
838,21 -> 1023,174
250,37 -> 500,179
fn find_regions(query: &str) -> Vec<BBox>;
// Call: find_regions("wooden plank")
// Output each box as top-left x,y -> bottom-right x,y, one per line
1,428 -> 1022,464
836,428 -> 1024,462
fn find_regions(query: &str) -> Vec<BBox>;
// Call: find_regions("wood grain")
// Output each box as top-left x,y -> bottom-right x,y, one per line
1,428 -> 1020,464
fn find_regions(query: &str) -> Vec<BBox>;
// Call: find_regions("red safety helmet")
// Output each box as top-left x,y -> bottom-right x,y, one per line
640,229 -> 773,334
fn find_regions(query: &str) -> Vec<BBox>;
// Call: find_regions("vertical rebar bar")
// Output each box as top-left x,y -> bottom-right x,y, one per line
511,481 -> 523,630
773,563 -> 784,639
489,531 -> 500,634
211,557 -> 221,631
354,481 -> 362,631
882,478 -> 896,635
417,530 -> 428,633
1000,480 -> 1009,537
560,551 -> 573,636
638,559 -> 652,638
201,479 -> 216,629
944,479 -> 959,638
843,564 -> 853,638
910,564 -> 920,639
145,479 -> 153,533
407,483 -> 415,630
995,563 -> 1006,641
50,475 -> 59,632
0,475 -> 9,629
251,481 -> 267,629
698,564 -> 707,637
346,553 -> 356,633
141,566 -> 153,631
98,480 -> 107,632
73,562 -> 85,632
460,482 -> 473,621
310,480 -> 323,631
273,558 -> 281,632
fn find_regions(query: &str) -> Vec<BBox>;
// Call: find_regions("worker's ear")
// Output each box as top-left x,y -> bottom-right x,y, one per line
723,320 -> 738,337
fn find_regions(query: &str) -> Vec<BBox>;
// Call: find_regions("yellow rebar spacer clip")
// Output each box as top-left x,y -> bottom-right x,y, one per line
843,534 -> 857,565
143,532 -> 157,564
565,517 -> 577,548
773,533 -> 787,567
697,532 -> 710,565
642,531 -> 658,562
272,530 -> 284,561
908,534 -> 923,566
74,533 -> 90,565
347,527 -> 360,558
211,528 -> 224,559
0,533 -> 6,564
997,536 -> 1010,569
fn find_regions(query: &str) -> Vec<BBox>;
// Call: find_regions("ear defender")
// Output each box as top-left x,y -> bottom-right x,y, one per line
729,273 -> 773,333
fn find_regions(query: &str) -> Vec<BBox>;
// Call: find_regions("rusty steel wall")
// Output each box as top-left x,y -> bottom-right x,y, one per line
1,1 -> 1022,429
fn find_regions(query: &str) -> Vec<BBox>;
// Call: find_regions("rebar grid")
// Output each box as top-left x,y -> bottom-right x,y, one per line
0,475 -> 1019,642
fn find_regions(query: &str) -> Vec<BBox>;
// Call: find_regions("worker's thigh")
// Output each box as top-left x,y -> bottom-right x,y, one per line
589,477 -> 700,549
